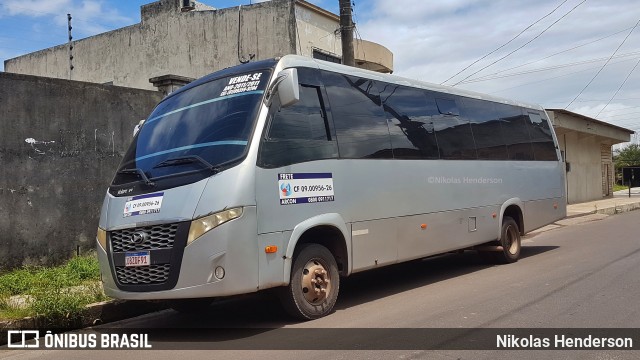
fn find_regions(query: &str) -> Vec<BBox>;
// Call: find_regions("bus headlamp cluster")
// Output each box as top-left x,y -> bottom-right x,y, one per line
96,227 -> 107,250
187,207 -> 243,246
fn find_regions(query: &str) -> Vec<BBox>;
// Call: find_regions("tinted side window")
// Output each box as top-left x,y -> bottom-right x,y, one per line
380,84 -> 439,159
460,98 -> 508,160
496,104 -> 534,160
268,85 -> 329,141
527,111 -> 558,161
322,71 -> 393,159
431,94 -> 477,160
258,78 -> 338,168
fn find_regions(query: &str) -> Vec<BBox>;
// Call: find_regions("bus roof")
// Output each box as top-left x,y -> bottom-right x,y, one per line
278,54 -> 545,112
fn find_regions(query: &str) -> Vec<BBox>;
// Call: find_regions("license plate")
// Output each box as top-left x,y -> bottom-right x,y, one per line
125,251 -> 150,267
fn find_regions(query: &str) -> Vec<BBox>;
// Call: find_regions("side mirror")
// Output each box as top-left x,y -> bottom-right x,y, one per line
276,68 -> 300,108
133,119 -> 145,137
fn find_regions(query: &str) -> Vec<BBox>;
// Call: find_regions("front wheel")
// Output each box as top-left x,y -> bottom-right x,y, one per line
279,244 -> 340,320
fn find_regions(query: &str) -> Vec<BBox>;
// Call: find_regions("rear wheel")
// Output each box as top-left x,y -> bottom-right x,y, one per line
496,216 -> 521,263
279,244 -> 340,320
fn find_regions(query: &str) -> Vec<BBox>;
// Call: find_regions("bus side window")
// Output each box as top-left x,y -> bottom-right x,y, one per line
380,84 -> 440,159
460,98 -> 508,160
322,71 -> 393,159
432,95 -> 477,160
496,104 -> 534,161
268,85 -> 329,141
527,112 -> 558,161
258,83 -> 338,168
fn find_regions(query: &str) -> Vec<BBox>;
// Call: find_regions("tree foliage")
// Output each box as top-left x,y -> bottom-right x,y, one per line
614,144 -> 640,168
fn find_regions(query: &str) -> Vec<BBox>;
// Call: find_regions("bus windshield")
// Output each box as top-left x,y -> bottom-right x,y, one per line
112,70 -> 270,188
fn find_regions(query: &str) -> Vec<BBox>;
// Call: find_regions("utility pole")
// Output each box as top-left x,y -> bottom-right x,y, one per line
339,0 -> 355,67
67,13 -> 74,80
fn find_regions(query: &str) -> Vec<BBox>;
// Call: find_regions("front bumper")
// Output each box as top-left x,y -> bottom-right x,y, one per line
98,206 -> 259,300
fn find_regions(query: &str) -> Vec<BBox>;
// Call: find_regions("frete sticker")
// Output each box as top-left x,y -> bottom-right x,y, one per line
278,173 -> 334,205
123,192 -> 164,217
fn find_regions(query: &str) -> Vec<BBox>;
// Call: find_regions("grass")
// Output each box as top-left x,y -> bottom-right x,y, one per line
614,183 -> 629,192
0,253 -> 109,321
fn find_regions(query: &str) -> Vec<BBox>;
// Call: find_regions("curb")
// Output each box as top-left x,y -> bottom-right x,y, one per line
593,202 -> 640,215
565,200 -> 640,219
529,201 -> 640,237
0,300 -> 168,345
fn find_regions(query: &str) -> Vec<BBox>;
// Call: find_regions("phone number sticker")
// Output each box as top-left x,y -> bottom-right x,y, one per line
278,173 -> 334,205
123,192 -> 164,217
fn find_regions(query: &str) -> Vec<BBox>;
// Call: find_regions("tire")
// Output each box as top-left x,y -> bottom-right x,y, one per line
495,216 -> 521,264
169,298 -> 213,314
279,244 -> 340,320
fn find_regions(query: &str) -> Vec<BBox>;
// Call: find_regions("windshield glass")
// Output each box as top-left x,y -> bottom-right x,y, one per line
112,70 -> 270,187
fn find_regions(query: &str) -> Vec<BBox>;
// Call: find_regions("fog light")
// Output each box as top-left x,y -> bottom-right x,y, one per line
214,266 -> 225,280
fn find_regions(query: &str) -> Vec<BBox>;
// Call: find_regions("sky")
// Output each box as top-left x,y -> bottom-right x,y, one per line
0,0 -> 638,141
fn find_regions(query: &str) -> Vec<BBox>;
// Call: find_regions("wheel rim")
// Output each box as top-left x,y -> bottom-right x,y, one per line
300,259 -> 332,305
504,224 -> 519,255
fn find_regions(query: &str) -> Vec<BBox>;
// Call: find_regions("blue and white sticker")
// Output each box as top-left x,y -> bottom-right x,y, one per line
123,192 -> 164,217
278,173 -> 334,205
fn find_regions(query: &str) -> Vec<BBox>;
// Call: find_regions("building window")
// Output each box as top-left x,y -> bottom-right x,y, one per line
313,49 -> 341,64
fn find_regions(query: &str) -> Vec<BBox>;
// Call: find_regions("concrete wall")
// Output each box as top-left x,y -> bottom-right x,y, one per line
548,109 -> 632,204
0,72 -> 162,270
556,131 -> 605,204
294,2 -> 341,59
4,0 -> 296,91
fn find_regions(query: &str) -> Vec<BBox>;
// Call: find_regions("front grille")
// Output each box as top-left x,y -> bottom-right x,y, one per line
115,264 -> 171,284
110,224 -> 179,252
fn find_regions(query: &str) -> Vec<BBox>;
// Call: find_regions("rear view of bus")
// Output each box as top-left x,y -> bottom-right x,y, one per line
96,55 -> 566,320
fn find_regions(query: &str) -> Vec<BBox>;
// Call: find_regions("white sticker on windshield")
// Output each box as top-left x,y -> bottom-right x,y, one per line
123,192 -> 164,217
220,72 -> 263,96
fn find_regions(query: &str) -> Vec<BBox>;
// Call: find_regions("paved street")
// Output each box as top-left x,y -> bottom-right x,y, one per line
2,210 -> 640,359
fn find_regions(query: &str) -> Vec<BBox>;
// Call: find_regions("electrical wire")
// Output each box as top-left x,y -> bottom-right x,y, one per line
457,51 -> 640,84
596,105 -> 640,114
451,0 -> 587,87
440,0 -> 569,85
600,111 -> 640,119
462,26 -> 634,83
488,56 -> 638,95
565,17 -> 640,109
595,57 -> 640,116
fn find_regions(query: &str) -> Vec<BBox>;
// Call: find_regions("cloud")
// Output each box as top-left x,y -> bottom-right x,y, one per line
0,0 -> 132,36
356,0 -> 640,131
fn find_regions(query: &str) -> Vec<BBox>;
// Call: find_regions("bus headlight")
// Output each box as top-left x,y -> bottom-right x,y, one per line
97,227 -> 107,250
187,207 -> 243,246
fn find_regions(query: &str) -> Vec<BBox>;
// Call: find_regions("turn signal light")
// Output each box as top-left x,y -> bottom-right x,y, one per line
97,227 -> 107,250
420,224 -> 427,229
265,245 -> 278,253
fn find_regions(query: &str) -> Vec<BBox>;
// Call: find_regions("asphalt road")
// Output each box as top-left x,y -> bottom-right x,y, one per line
2,210 -> 640,359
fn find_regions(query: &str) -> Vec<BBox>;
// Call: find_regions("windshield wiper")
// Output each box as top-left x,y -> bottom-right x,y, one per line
153,155 -> 220,174
117,168 -> 155,187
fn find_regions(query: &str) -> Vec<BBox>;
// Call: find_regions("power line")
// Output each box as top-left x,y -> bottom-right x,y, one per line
440,0 -> 569,85
595,105 -> 640,114
565,17 -> 640,109
457,51 -> 640,84
595,57 -> 640,116
451,0 -> 587,86
462,26 -> 634,83
600,110 -> 640,118
488,56 -> 638,95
